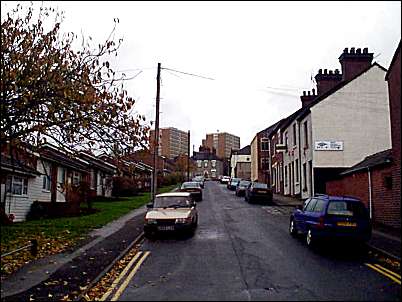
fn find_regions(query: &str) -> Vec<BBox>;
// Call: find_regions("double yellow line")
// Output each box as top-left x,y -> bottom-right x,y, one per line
365,263 -> 401,285
100,251 -> 151,301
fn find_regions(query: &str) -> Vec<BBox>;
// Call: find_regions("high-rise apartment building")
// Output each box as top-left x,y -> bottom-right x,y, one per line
201,132 -> 240,159
149,127 -> 189,159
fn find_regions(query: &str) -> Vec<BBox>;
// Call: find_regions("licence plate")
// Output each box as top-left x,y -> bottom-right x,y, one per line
337,221 -> 357,227
257,190 -> 266,193
158,226 -> 175,231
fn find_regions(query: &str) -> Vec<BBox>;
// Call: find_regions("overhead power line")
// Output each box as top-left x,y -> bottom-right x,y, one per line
161,67 -> 215,81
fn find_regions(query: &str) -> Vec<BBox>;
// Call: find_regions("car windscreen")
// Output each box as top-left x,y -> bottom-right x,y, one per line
154,196 -> 193,208
239,181 -> 251,186
253,183 -> 268,189
327,201 -> 368,217
181,182 -> 200,189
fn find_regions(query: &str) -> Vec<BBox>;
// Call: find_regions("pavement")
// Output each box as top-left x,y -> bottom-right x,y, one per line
273,193 -> 401,261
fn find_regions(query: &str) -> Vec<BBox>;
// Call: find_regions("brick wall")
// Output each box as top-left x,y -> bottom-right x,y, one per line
387,43 -> 401,232
326,164 -> 400,230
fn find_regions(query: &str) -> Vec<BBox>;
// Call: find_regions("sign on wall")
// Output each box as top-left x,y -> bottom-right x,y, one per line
315,141 -> 343,151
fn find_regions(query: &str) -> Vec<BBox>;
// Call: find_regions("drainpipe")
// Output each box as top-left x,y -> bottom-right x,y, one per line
367,167 -> 373,219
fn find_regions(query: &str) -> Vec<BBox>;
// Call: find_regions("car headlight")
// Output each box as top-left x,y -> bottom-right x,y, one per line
175,217 -> 191,224
146,218 -> 157,224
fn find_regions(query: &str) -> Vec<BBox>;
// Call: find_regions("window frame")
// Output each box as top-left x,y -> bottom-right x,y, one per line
7,175 -> 28,196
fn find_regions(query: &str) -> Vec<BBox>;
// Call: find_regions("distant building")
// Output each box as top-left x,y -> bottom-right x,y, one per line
149,127 -> 189,160
230,145 -> 251,179
192,151 -> 223,179
201,132 -> 240,159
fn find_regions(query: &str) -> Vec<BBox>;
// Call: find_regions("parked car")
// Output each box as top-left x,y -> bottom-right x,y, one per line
179,181 -> 203,201
235,180 -> 251,196
227,178 -> 241,190
289,195 -> 372,248
192,176 -> 205,188
144,192 -> 198,238
220,176 -> 230,184
244,182 -> 273,204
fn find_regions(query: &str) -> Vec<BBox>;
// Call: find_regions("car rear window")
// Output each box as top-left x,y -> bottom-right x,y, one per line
253,183 -> 268,189
181,182 -> 200,189
327,201 -> 367,217
240,181 -> 250,186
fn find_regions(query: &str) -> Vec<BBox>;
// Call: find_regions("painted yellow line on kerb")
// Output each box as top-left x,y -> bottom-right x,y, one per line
100,251 -> 143,301
373,264 -> 401,280
111,251 -> 151,301
365,263 -> 401,285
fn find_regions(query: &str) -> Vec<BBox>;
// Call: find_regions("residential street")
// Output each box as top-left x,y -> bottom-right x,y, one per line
118,181 -> 400,301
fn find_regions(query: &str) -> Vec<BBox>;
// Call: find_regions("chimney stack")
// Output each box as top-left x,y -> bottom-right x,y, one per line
314,68 -> 342,96
339,47 -> 373,81
300,89 -> 317,108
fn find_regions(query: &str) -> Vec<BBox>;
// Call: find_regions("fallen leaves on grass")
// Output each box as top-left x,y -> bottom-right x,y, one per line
1,234 -> 77,277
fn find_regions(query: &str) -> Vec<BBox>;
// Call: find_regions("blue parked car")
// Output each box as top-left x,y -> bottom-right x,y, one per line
289,195 -> 372,248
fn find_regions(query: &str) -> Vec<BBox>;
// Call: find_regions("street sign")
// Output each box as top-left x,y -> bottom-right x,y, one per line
315,141 -> 343,151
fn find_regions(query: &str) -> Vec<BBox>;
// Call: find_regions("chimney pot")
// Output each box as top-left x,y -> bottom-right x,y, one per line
312,88 -> 316,95
363,47 -> 368,54
303,91 -> 306,96
329,70 -> 333,75
350,47 -> 355,54
344,48 -> 348,53
318,69 -> 322,74
335,69 -> 340,74
356,48 -> 361,54
324,69 -> 328,74
307,91 -> 311,96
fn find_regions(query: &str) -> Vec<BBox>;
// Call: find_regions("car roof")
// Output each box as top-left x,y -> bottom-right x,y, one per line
156,192 -> 191,198
314,194 -> 362,202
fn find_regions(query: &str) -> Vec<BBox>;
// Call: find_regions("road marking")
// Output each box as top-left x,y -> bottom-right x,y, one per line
365,263 -> 401,285
111,251 -> 151,301
100,251 -> 143,301
373,264 -> 401,280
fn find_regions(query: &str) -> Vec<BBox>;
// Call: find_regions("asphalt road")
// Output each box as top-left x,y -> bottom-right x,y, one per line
119,181 -> 401,301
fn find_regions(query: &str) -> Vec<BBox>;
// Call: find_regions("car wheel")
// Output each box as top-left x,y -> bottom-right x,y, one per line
306,229 -> 315,247
289,219 -> 298,237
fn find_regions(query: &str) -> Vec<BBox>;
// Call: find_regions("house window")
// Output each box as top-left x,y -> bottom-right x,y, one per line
285,166 -> 288,186
293,124 -> 297,146
303,163 -> 307,191
197,160 -> 202,168
261,138 -> 269,151
285,132 -> 288,147
303,121 -> 309,148
211,160 -> 216,168
384,175 -> 392,189
73,171 -> 81,186
204,160 -> 208,168
295,159 -> 299,182
58,167 -> 66,185
6,176 -> 28,195
42,174 -> 51,191
91,170 -> 97,189
272,168 -> 276,186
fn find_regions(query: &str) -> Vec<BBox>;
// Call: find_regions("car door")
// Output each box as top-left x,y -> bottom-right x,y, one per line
297,198 -> 317,234
303,198 -> 320,232
294,198 -> 310,232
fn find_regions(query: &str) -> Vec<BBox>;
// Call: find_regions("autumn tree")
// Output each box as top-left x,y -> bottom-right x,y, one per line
1,3 -> 150,155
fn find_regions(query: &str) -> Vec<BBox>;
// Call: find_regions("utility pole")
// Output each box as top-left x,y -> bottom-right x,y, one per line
152,63 -> 161,201
187,130 -> 190,181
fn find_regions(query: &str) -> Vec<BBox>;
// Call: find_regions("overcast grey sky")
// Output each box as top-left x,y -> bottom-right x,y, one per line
2,1 -> 401,154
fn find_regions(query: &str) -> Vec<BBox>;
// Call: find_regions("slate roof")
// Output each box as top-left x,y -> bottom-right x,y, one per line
40,146 -> 88,172
192,152 -> 222,161
232,145 -> 251,155
0,156 -> 40,176
340,149 -> 393,176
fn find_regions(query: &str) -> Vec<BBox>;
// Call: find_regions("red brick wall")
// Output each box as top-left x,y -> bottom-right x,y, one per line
327,165 -> 399,229
387,43 -> 401,231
